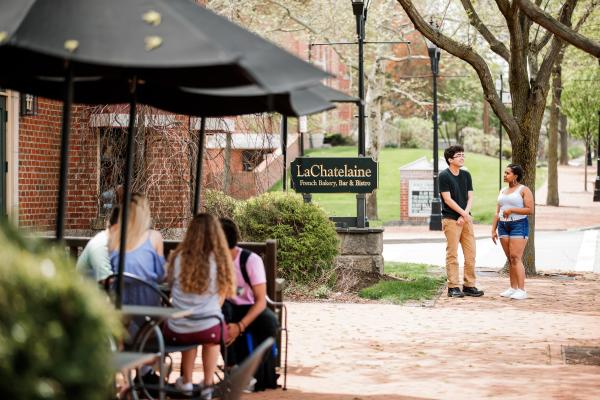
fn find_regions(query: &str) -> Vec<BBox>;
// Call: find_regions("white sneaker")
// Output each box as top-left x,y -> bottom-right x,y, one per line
175,377 -> 193,396
500,287 -> 517,297
200,386 -> 214,400
243,377 -> 257,393
510,289 -> 528,300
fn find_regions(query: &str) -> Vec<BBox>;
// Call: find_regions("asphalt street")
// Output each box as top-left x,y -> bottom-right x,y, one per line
383,228 -> 600,273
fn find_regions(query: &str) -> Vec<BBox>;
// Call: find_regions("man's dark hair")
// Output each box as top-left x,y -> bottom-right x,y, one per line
108,206 -> 120,227
444,145 -> 465,164
219,217 -> 239,249
507,163 -> 525,182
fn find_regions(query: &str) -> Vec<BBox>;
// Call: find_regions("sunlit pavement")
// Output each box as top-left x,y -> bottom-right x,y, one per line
383,228 -> 600,273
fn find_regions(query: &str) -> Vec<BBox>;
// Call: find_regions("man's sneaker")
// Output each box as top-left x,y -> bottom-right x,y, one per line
500,287 -> 517,297
200,386 -> 214,400
448,287 -> 465,298
510,289 -> 528,300
175,377 -> 194,396
243,377 -> 257,393
463,286 -> 484,297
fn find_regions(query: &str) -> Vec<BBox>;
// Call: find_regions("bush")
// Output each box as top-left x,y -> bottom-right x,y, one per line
386,117 -> 432,149
202,189 -> 239,219
235,192 -> 339,286
568,145 -> 584,160
0,223 -> 121,400
324,133 -> 355,147
461,127 -> 500,157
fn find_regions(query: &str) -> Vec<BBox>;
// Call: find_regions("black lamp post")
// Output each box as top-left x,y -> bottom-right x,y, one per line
425,32 -> 442,231
352,0 -> 367,227
594,110 -> 600,202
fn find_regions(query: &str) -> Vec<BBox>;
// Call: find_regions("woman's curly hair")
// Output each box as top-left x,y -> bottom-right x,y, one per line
167,213 -> 236,299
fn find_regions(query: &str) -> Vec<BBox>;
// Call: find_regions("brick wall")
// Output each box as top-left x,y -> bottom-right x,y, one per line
18,98 -> 97,232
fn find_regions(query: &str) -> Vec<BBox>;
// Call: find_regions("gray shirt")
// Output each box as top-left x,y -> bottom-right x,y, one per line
168,254 -> 223,333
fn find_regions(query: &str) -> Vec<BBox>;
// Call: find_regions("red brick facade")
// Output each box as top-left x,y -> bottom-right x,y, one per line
18,99 -> 98,231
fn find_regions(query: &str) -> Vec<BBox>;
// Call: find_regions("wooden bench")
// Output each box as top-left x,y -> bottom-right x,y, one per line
60,237 -> 281,303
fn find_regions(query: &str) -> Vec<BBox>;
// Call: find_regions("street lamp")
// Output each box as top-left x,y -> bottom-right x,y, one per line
352,0 -> 368,227
594,110 -> 600,202
425,29 -> 442,231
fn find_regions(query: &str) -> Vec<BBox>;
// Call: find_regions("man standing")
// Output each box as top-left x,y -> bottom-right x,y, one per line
439,145 -> 484,298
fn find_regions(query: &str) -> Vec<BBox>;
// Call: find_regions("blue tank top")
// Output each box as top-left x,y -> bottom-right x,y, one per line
110,234 -> 166,306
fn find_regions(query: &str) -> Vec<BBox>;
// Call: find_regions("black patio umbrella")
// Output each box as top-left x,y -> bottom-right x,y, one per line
0,0 -> 334,309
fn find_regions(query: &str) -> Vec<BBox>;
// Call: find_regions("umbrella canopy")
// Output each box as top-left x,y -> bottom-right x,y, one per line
0,0 -> 330,96
140,83 -> 356,117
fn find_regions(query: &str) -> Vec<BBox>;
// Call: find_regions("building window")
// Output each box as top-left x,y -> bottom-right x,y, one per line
99,128 -> 126,215
242,150 -> 268,172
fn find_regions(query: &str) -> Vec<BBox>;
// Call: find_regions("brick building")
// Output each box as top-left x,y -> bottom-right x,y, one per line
0,37 -> 352,234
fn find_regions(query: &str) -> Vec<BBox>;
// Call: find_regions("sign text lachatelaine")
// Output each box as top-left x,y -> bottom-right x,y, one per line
291,157 -> 378,194
295,164 -> 373,178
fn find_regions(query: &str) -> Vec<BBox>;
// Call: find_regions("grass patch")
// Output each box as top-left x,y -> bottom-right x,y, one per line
273,146 -> 546,225
359,262 -> 446,304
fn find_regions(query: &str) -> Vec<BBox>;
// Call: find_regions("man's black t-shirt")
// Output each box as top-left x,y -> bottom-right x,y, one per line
438,168 -> 473,220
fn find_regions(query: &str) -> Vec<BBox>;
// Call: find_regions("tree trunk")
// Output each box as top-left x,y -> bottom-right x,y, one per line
546,64 -> 561,206
223,130 -> 232,193
365,59 -> 385,221
511,134 -> 538,276
559,113 -> 569,165
584,140 -> 589,191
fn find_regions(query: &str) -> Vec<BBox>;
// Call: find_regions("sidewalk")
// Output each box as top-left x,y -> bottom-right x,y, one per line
248,274 -> 600,400
384,164 -> 600,243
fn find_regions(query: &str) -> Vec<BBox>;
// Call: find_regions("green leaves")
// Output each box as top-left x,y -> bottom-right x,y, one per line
0,222 -> 121,400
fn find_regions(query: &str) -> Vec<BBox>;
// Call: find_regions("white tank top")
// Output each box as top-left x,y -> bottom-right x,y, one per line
497,185 -> 527,221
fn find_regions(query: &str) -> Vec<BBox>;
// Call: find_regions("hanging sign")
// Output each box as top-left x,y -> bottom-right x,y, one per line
290,157 -> 378,193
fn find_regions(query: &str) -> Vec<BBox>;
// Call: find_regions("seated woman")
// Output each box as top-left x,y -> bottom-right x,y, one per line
109,193 -> 165,306
109,193 -> 165,384
219,218 -> 279,391
163,214 -> 236,399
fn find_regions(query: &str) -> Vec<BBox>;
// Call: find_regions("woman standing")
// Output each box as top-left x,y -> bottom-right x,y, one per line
163,214 -> 236,399
491,164 -> 534,300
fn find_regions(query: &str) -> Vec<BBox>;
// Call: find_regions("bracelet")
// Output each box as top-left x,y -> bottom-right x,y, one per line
238,321 -> 246,333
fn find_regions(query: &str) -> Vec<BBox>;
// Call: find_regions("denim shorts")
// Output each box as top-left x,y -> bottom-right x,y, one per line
497,218 -> 529,239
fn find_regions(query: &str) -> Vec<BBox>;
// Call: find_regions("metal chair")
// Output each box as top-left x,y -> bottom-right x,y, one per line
104,273 -> 227,399
221,338 -> 275,400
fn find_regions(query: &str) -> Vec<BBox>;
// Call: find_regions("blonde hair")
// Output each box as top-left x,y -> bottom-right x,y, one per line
167,213 -> 236,299
109,193 -> 152,252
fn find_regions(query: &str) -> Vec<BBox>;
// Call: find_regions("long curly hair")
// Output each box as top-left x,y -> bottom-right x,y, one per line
167,213 -> 236,298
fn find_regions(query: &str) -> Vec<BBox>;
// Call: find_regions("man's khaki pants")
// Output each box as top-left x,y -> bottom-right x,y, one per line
442,218 -> 476,288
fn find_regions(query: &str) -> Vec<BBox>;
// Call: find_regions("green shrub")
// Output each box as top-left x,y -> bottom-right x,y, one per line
202,189 -> 239,219
387,117 -> 432,149
461,127 -> 500,157
0,223 -> 121,400
568,145 -> 584,160
324,133 -> 355,147
235,192 -> 339,285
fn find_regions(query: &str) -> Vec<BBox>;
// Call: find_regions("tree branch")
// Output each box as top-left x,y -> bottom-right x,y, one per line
516,0 -> 600,58
536,0 -> 577,89
460,0 -> 509,60
395,0 -> 521,140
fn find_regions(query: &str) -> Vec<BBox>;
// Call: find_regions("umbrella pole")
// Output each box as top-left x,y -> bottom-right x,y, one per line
193,117 -> 206,215
116,78 -> 138,309
55,62 -> 74,241
281,116 -> 288,191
